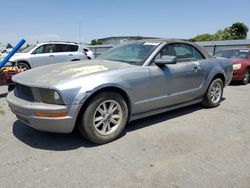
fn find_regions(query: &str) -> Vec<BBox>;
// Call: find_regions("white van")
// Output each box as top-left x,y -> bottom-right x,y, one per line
9,41 -> 88,69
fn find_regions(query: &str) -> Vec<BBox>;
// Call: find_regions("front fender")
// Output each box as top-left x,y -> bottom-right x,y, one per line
69,83 -> 132,128
75,82 -> 132,105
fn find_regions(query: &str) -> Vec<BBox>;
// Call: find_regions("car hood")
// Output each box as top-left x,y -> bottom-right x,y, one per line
12,59 -> 134,88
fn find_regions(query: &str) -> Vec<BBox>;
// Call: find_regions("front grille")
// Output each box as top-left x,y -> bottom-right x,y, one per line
15,84 -> 34,102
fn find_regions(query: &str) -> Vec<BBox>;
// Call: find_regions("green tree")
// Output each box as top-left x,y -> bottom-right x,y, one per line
91,39 -> 103,45
213,29 -> 231,40
228,22 -> 249,40
6,43 -> 13,48
190,33 -> 213,42
23,44 -> 30,50
135,36 -> 143,40
191,22 -> 249,41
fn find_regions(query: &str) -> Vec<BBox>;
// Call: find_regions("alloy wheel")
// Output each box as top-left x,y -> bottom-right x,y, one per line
93,100 -> 123,136
210,81 -> 222,104
243,71 -> 250,83
17,64 -> 29,71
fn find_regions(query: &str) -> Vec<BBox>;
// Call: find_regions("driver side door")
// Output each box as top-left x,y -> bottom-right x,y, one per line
30,44 -> 54,67
148,43 -> 206,111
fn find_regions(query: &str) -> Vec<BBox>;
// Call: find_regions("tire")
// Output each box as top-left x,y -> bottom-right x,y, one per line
202,78 -> 223,108
8,84 -> 16,92
241,69 -> 250,85
17,62 -> 30,70
79,91 -> 128,144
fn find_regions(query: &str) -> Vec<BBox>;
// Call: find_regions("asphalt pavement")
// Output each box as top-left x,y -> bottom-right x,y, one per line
0,84 -> 249,188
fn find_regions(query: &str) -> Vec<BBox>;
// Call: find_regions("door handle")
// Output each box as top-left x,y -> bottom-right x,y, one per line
69,54 -> 73,56
49,55 -> 54,58
193,66 -> 198,72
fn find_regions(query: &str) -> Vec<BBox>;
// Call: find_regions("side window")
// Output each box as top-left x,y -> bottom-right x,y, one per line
154,45 -> 176,61
53,44 -> 67,53
34,44 -> 53,54
174,44 -> 193,60
34,45 -> 44,54
44,45 -> 53,53
153,43 -> 205,65
171,43 -> 204,61
67,45 -> 78,52
52,44 -> 78,52
193,47 -> 205,60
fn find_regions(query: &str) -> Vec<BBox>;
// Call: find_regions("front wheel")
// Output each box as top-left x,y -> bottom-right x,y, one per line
79,92 -> 128,144
202,78 -> 223,108
17,62 -> 30,70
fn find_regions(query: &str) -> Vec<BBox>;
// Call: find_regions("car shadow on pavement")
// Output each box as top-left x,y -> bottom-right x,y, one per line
126,104 -> 204,132
12,121 -> 99,150
12,103 -> 218,151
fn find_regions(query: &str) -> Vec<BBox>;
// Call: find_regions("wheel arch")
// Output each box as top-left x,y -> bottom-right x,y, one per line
74,86 -> 132,130
203,72 -> 226,97
212,73 -> 225,87
16,60 -> 31,69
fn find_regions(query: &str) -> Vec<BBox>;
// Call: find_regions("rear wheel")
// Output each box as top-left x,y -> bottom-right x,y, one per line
241,69 -> 250,85
78,92 -> 128,144
202,78 -> 223,108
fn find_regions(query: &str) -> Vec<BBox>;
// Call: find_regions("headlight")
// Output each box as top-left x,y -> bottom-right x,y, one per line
233,64 -> 241,70
38,88 -> 64,105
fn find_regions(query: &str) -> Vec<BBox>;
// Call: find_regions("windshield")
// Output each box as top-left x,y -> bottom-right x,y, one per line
98,42 -> 160,65
21,45 -> 37,53
215,49 -> 250,59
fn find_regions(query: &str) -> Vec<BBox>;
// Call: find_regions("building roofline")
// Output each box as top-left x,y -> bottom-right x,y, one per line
196,39 -> 250,46
97,36 -> 162,40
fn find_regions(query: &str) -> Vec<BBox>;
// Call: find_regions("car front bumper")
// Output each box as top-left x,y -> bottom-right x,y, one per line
7,91 -> 80,133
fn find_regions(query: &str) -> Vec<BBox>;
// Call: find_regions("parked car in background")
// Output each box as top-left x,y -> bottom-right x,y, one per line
8,39 -> 233,144
83,47 -> 94,59
8,41 -> 88,70
215,48 -> 250,85
0,48 -> 13,58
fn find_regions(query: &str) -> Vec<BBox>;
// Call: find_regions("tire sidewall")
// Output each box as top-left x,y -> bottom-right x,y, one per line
80,92 -> 128,144
17,62 -> 30,70
242,69 -> 250,85
206,78 -> 223,107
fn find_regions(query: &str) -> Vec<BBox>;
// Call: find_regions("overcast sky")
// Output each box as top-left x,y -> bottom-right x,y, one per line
1,0 -> 250,45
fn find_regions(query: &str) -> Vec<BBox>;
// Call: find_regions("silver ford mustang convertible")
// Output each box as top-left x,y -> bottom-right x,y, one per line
7,39 -> 233,144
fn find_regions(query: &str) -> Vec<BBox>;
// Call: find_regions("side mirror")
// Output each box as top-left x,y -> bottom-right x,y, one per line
154,55 -> 177,66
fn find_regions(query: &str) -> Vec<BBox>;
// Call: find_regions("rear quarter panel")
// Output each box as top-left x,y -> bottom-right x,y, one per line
200,57 -> 232,93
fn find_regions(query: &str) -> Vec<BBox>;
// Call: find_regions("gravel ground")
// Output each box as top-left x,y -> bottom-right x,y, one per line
0,84 -> 249,188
